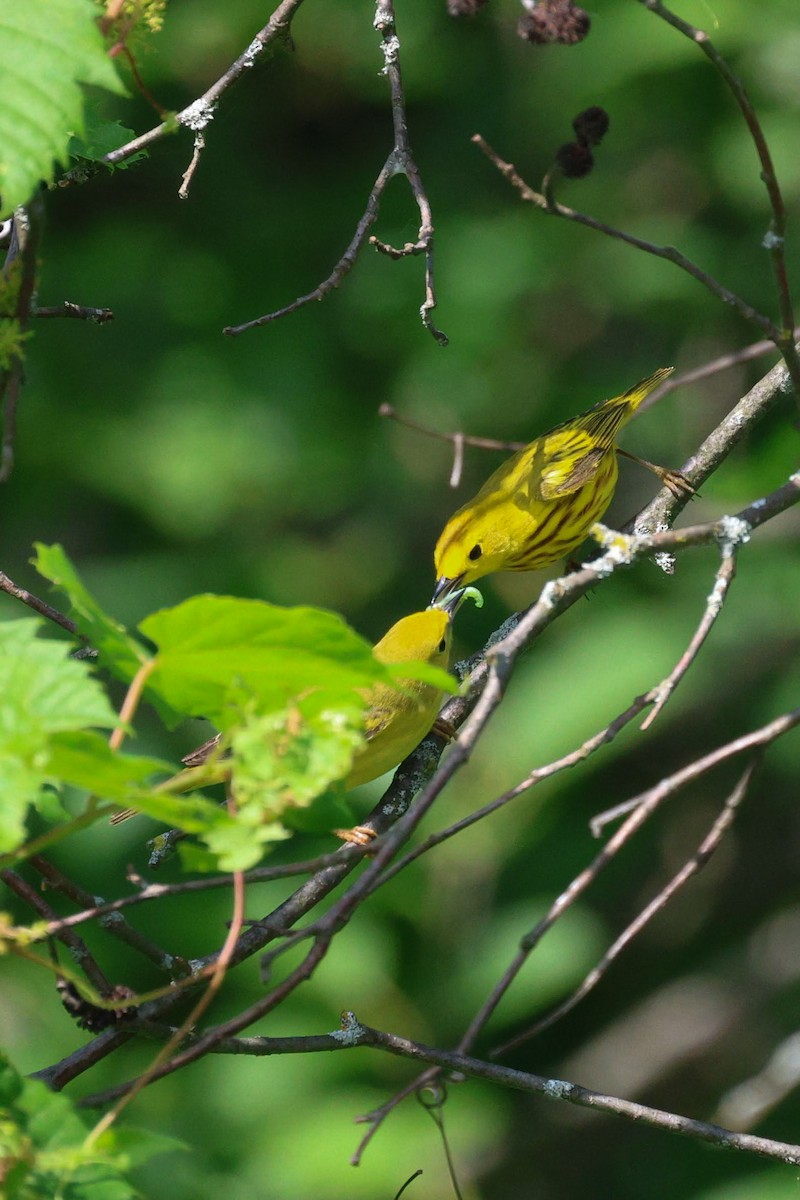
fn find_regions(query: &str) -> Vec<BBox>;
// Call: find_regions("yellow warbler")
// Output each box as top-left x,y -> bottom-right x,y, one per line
110,595 -> 467,826
432,366 -> 692,600
344,604 -> 456,788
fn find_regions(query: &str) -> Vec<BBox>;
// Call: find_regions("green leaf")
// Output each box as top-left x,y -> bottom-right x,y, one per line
0,0 -> 125,218
0,1050 -> 180,1198
111,785 -> 233,836
32,543 -> 148,684
107,1123 -> 186,1170
46,730 -> 174,800
229,698 -> 366,820
177,842 -> 222,873
0,619 -> 117,733
203,813 -> 291,872
139,595 -> 391,727
0,619 -> 119,851
68,114 -> 138,164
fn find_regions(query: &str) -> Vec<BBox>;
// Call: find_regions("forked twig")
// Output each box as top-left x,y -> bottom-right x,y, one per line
640,547 -> 738,730
224,0 -> 446,343
496,759 -> 759,1052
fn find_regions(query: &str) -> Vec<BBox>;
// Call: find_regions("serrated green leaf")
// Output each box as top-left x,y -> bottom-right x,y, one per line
0,1051 -> 175,1199
0,0 -> 126,217
46,730 -> 173,799
202,811 -> 290,872
0,619 -> 120,851
68,114 -> 137,163
32,543 -> 148,683
230,700 -> 365,821
113,787 -> 231,834
0,619 -> 117,733
0,761 -> 48,851
139,595 -> 392,727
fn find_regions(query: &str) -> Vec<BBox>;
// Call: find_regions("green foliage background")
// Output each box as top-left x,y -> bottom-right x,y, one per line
2,1 -> 799,1197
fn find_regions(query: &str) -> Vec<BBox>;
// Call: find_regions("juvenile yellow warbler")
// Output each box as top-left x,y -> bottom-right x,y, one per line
432,366 -> 692,600
345,603 -> 457,788
110,594 -> 468,826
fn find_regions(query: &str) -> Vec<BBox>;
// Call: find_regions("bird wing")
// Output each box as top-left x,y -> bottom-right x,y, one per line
533,402 -> 628,500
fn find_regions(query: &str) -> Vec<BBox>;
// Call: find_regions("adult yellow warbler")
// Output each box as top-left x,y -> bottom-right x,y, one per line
432,366 -> 692,600
110,593 -> 470,826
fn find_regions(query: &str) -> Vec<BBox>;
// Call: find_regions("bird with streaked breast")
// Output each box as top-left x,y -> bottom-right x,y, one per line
432,367 -> 693,602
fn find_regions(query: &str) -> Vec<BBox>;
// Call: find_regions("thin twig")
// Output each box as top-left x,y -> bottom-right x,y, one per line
40,469 -> 800,1092
0,570 -> 80,636
32,302 -> 114,323
641,330 -> 800,408
472,133 -> 778,342
78,935 -> 332,1106
0,199 -> 43,483
453,716 -> 795,1062
36,850 -> 354,937
225,0 -> 446,343
629,356 -> 797,548
178,132 -> 205,200
498,759 -> 759,1051
125,1014 -> 800,1167
379,692 -> 653,889
352,1023 -> 800,1167
84,813 -> 248,1146
352,1069 -> 441,1165
640,548 -> 738,730
380,337 -> 798,490
0,870 -> 113,996
639,0 -> 800,398
223,155 -> 393,336
125,1006 -> 800,1169
30,857 -> 183,974
105,0 -> 304,166
591,710 -> 798,837
109,659 -> 156,752
84,787 -> 247,1142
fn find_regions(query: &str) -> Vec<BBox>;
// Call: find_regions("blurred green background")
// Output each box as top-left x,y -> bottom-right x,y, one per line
3,0 -> 800,1196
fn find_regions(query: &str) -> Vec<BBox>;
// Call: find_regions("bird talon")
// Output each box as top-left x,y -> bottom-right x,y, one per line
334,824 -> 378,847
662,469 -> 696,499
432,717 -> 457,742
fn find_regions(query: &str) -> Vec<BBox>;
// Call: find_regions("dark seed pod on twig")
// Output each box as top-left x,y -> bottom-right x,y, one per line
57,979 -> 137,1031
447,0 -> 490,14
517,0 -> 590,46
573,105 -> 610,147
554,141 -> 594,178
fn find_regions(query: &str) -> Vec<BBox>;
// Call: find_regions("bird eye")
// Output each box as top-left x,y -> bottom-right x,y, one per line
438,638 -> 447,653
468,544 -> 482,561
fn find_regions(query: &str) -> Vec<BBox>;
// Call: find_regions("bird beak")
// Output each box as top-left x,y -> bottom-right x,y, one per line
430,574 -> 464,607
430,584 -> 480,620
